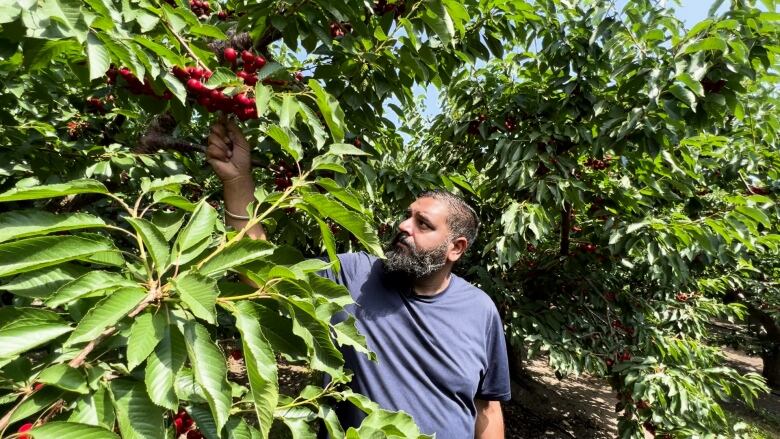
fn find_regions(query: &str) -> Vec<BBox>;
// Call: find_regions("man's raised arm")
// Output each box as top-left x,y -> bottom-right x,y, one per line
206,118 -> 266,241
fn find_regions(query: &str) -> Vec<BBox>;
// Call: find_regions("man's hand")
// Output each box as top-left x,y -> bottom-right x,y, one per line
206,117 -> 252,184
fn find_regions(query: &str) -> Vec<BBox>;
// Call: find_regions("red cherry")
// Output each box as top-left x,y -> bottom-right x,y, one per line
217,10 -> 228,20
254,55 -> 266,69
174,417 -> 184,434
243,62 -> 257,74
187,430 -> 203,439
172,66 -> 189,80
233,93 -> 251,106
229,350 -> 243,360
241,50 -> 255,64
244,74 -> 258,86
294,71 -> 304,81
33,383 -> 45,391
186,78 -> 203,92
224,48 -> 237,64
119,67 -> 132,77
18,423 -> 33,439
236,70 -> 249,82
190,68 -> 204,79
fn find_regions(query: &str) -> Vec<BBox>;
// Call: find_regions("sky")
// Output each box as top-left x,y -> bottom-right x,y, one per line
395,1 -> 724,126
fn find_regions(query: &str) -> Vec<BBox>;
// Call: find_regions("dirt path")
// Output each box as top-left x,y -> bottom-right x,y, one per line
503,350 -> 780,438
271,350 -> 779,438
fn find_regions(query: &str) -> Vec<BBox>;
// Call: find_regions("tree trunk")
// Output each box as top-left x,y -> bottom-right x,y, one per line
761,345 -> 780,390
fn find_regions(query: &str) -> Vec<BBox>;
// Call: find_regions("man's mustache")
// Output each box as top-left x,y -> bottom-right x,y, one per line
392,232 -> 414,249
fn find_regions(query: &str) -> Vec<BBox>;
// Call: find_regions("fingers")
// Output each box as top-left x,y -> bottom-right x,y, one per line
210,122 -> 230,144
207,133 -> 231,162
225,119 -> 251,152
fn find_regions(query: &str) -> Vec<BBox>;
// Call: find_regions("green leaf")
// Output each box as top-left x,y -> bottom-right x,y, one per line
174,271 -> 219,324
257,62 -> 285,80
267,124 -> 302,161
676,72 -> 704,97
191,23 -> 227,39
683,36 -> 727,54
86,32 -> 110,81
327,143 -> 370,157
153,191 -> 196,212
174,199 -> 217,257
110,378 -> 166,439
7,386 -> 64,425
254,83 -> 272,118
145,324 -> 186,410
0,179 -> 108,202
2,264 -> 89,299
0,235 -> 114,278
65,287 -> 147,346
0,307 -> 65,329
311,155 -> 347,174
421,0 -> 455,46
46,270 -> 136,308
280,94 -> 299,129
198,239 -> 275,277
0,210 -> 106,243
669,83 -> 697,111
67,386 -> 115,429
183,321 -> 231,433
174,368 -> 207,403
302,193 -> 384,257
278,406 -> 317,439
0,320 -> 72,358
308,80 -> 345,143
125,217 -> 171,275
253,301 -> 308,362
37,363 -> 89,394
735,206 -> 770,227
315,178 -> 365,213
233,301 -> 278,438
150,210 -> 186,241
279,295 -> 344,377
126,311 -> 167,370
28,421 -> 119,439
333,315 -> 376,361
140,175 -> 191,193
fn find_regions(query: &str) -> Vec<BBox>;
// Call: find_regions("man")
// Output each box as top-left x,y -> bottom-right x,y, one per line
206,120 -> 510,438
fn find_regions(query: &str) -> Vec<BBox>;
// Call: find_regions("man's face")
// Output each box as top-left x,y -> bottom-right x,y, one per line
382,197 -> 454,278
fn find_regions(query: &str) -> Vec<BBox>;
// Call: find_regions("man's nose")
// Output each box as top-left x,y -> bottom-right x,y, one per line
398,217 -> 413,236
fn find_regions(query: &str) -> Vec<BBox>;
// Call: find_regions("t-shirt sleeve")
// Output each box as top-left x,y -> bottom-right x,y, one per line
476,307 -> 512,401
315,252 -> 366,286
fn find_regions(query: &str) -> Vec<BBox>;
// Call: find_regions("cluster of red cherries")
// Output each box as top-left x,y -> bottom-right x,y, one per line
273,160 -> 295,190
173,408 -> 203,438
611,319 -> 635,336
466,114 -> 487,136
373,0 -> 406,16
107,66 -> 173,100
579,242 -> 597,253
584,155 -> 612,170
172,64 -> 257,120
188,0 -> 210,16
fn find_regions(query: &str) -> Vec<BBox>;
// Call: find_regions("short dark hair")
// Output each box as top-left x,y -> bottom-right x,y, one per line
417,190 -> 480,248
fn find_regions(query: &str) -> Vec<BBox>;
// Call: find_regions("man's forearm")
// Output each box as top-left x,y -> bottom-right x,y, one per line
223,175 -> 266,241
475,400 -> 504,439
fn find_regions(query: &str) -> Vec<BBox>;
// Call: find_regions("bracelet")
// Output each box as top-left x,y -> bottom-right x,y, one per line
224,209 -> 251,220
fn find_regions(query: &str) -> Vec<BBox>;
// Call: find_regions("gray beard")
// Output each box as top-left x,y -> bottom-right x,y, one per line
382,233 -> 449,279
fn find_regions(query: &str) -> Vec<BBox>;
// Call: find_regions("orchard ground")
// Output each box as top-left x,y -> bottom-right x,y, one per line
271,348 -> 780,439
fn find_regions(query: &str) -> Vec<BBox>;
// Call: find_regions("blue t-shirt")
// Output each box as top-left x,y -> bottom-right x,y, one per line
318,252 -> 511,438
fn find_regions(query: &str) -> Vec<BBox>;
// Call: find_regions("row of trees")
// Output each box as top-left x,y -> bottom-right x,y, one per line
0,0 -> 777,438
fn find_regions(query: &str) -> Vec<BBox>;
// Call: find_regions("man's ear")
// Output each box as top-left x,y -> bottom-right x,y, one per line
448,236 -> 469,262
